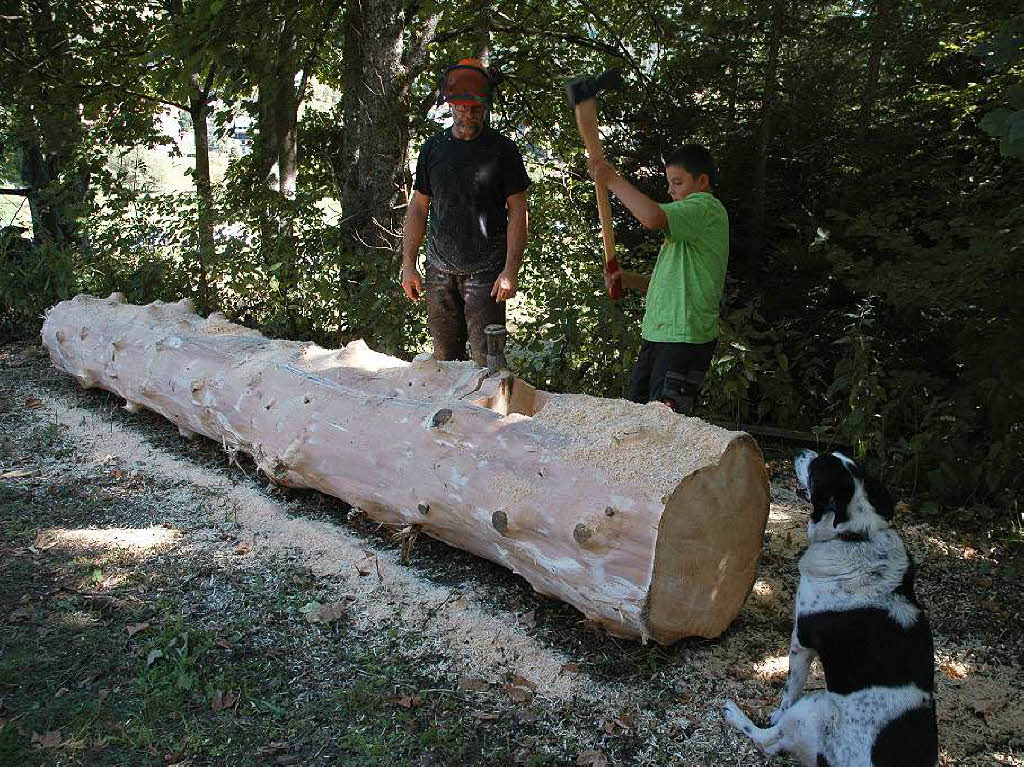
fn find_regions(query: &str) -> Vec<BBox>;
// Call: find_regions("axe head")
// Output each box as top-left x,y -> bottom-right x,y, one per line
566,68 -> 624,107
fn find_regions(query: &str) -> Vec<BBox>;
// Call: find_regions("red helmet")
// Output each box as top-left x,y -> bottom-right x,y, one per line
439,58 -> 495,106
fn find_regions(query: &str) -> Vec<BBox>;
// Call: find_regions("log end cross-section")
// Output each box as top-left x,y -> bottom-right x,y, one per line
41,294 -> 770,644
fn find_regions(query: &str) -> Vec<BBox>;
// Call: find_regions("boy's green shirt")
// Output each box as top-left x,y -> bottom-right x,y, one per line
641,192 -> 729,344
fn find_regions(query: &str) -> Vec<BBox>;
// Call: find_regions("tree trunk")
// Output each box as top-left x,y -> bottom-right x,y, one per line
858,0 -> 894,145
339,0 -> 411,252
752,0 -> 786,249
19,0 -> 90,249
189,67 -> 217,315
42,294 -> 771,644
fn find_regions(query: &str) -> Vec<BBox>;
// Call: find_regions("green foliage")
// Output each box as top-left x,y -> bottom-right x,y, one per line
978,14 -> 1024,158
702,298 -> 798,429
0,237 -> 76,337
1,0 -> 1021,524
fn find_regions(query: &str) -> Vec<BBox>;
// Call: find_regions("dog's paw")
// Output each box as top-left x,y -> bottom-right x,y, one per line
722,700 -> 751,733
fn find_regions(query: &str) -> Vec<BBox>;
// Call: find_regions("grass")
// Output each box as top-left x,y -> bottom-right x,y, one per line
0,473 -> 563,765
0,391 -> 608,765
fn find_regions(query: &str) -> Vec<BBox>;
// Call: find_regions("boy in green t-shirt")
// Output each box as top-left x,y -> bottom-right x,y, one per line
588,145 -> 728,415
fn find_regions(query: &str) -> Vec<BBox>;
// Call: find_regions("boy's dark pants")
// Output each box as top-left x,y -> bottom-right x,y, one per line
425,263 -> 505,367
628,339 -> 717,415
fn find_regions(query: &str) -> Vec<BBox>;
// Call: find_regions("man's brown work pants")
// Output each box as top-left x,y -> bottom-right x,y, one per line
425,263 -> 505,368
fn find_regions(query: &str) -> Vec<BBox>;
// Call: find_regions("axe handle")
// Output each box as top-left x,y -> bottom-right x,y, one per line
573,99 -> 618,272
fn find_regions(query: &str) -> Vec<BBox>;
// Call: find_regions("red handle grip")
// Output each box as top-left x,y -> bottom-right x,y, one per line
604,256 -> 624,300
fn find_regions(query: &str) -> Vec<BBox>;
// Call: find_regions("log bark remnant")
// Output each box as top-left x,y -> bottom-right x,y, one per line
41,294 -> 770,643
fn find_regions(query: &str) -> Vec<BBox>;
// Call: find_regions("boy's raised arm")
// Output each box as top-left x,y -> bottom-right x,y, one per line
587,158 -> 668,230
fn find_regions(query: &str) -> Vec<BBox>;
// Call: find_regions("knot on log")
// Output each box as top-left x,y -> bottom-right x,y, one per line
492,510 -> 508,535
107,292 -> 126,304
573,521 -> 594,547
417,503 -> 430,515
430,408 -> 453,428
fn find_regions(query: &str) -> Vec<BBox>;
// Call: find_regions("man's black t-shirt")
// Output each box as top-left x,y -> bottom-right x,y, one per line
413,127 -> 531,275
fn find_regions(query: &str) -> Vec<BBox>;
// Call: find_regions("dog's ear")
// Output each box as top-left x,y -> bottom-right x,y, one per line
863,474 -> 895,520
809,454 -> 854,527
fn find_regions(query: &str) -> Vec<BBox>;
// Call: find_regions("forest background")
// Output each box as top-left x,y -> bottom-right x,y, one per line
1,0 -> 1022,525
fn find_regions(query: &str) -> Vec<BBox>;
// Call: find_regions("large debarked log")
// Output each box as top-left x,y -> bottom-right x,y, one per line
41,294 -> 770,643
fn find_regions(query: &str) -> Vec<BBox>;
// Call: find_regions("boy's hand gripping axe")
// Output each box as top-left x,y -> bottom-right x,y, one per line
566,68 -> 624,299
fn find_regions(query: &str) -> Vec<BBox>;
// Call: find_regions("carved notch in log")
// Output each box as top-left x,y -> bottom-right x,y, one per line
41,294 -> 770,643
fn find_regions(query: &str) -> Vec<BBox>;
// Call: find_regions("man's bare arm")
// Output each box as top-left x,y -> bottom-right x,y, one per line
401,192 -> 430,301
492,190 -> 529,302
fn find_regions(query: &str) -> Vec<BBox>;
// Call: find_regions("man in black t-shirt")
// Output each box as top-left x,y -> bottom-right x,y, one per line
401,58 -> 531,367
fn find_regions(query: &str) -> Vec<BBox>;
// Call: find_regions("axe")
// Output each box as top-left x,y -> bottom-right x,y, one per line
567,68 -> 624,299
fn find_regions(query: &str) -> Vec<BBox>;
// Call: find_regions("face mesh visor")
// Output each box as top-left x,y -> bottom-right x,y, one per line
444,66 -> 491,105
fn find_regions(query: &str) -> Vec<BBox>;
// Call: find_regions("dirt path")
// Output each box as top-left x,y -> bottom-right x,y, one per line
1,343 -> 1021,765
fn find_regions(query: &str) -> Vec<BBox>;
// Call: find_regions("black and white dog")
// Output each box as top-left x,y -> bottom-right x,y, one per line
723,450 -> 938,766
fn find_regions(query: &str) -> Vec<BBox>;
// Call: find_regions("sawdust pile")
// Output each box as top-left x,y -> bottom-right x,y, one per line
528,393 -> 740,491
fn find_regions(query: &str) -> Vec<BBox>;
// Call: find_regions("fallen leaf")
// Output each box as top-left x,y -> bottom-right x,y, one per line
25,396 -> 44,409
98,688 -> 111,701
458,677 -> 490,692
473,711 -> 498,721
577,749 -> 608,766
298,600 -> 322,615
126,622 -> 150,638
305,602 -> 346,625
560,663 -> 580,675
511,674 -> 537,691
211,689 -> 238,711
502,684 -> 532,703
215,638 -> 234,651
32,730 -> 63,749
391,694 -> 423,709
257,742 -> 290,756
146,648 -> 163,667
0,469 -> 36,480
520,609 -> 536,628
54,687 -> 70,699
939,661 -> 966,681
603,720 -> 616,734
234,545 -> 251,555
355,556 -> 375,576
